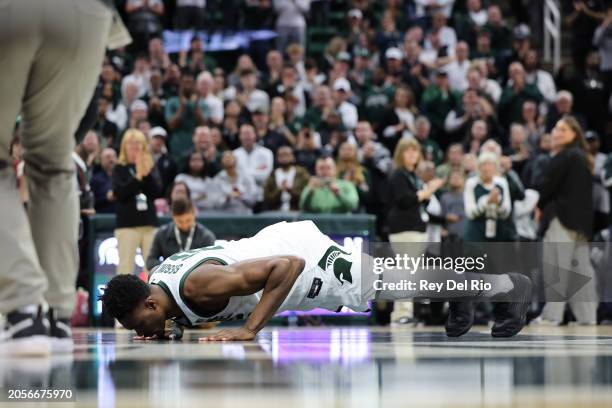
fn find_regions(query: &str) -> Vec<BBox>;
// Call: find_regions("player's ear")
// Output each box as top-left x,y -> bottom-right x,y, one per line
144,296 -> 157,310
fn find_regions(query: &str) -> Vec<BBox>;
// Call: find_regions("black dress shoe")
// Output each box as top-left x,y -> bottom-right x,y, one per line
445,301 -> 474,337
491,273 -> 533,338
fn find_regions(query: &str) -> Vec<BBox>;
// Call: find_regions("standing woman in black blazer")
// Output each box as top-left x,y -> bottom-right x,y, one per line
535,115 -> 597,325
112,129 -> 162,275
387,138 -> 444,323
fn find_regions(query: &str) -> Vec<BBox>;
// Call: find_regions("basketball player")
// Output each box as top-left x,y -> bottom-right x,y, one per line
101,221 -> 532,341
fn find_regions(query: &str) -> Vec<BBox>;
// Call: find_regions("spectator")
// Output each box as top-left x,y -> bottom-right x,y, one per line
269,97 -> 298,148
154,180 -> 193,216
165,71 -> 205,162
565,0 -> 607,72
545,90 -> 586,132
299,156 -> 359,213
440,169 -> 466,239
211,151 -> 258,214
125,0 -> 164,53
586,131 -> 607,178
483,4 -> 512,56
148,126 -> 177,194
380,86 -> 418,153
112,129 -> 162,274
122,54 -> 150,99
127,99 -> 149,131
95,96 -> 120,148
414,116 -> 444,165
421,70 -> 461,144
387,138 -> 444,324
263,50 -> 284,92
337,142 -> 372,211
523,49 -> 557,104
294,126 -> 323,174
463,151 -> 513,241
230,68 -> 270,114
466,63 -> 501,104
445,88 -> 497,150
175,151 -> 219,213
593,6 -> 612,90
376,11 -> 402,58
148,38 -> 171,72
269,64 -> 307,116
189,126 -> 222,176
499,62 -> 542,130
303,85 -> 333,130
222,100 -> 242,150
436,143 -> 465,180
523,133 -> 553,189
387,138 -> 445,243
445,41 -> 471,92
534,115 -> 598,325
174,0 -> 207,30
520,100 -> 545,150
463,119 -> 489,155
454,0 -> 488,48
505,124 -> 531,176
332,78 -> 359,131
91,148 -> 117,214
428,12 -> 458,51
263,146 -> 309,212
252,107 -> 288,154
274,0 -> 310,52
233,123 -> 274,204
196,71 -> 224,126
146,197 -> 216,271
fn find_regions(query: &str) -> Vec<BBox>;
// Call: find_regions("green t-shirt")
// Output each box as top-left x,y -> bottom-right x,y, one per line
299,179 -> 359,213
165,97 -> 198,162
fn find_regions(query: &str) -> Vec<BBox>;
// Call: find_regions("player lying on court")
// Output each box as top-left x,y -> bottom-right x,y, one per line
100,221 -> 532,342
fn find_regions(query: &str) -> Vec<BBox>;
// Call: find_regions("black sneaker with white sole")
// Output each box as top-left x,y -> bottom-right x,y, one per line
0,305 -> 51,356
491,273 -> 533,338
48,308 -> 74,353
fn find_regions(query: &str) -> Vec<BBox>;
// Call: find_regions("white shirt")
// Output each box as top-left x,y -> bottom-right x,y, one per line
106,103 -> 128,132
446,59 -> 471,92
469,9 -> 488,27
525,69 -> 557,104
233,145 -> 274,201
414,0 -> 455,18
337,101 -> 358,130
122,72 -> 150,99
199,94 -> 224,124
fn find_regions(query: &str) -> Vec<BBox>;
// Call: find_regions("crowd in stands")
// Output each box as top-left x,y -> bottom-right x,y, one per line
9,0 -> 612,323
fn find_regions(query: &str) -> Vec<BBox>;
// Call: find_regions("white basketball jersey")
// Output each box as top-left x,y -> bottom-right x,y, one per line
148,221 -> 367,326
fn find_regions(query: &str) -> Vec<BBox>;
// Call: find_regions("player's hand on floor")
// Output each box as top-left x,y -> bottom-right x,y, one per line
198,327 -> 257,342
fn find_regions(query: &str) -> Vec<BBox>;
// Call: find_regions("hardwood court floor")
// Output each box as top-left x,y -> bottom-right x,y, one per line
2,325 -> 612,408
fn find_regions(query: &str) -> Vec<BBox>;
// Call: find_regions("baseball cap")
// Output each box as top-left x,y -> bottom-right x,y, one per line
336,51 -> 351,62
348,9 -> 363,19
148,126 -> 167,139
385,47 -> 403,60
513,24 -> 531,40
585,131 -> 600,141
333,78 -> 351,92
130,99 -> 148,112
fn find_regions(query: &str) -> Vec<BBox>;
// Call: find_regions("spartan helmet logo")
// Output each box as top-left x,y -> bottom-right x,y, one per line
318,245 -> 353,285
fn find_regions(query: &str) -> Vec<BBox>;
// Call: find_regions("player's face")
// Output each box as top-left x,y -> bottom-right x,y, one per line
121,301 -> 166,338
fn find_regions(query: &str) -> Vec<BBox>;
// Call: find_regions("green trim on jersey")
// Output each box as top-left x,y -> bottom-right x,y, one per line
178,256 -> 229,319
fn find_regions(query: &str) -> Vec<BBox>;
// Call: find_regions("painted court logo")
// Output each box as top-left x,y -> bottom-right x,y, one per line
318,245 -> 353,285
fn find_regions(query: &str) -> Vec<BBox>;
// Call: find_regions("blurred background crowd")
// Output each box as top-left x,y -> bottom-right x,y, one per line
9,0 -> 612,326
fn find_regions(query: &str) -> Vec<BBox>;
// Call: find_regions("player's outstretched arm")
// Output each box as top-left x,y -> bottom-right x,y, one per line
195,256 -> 306,342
